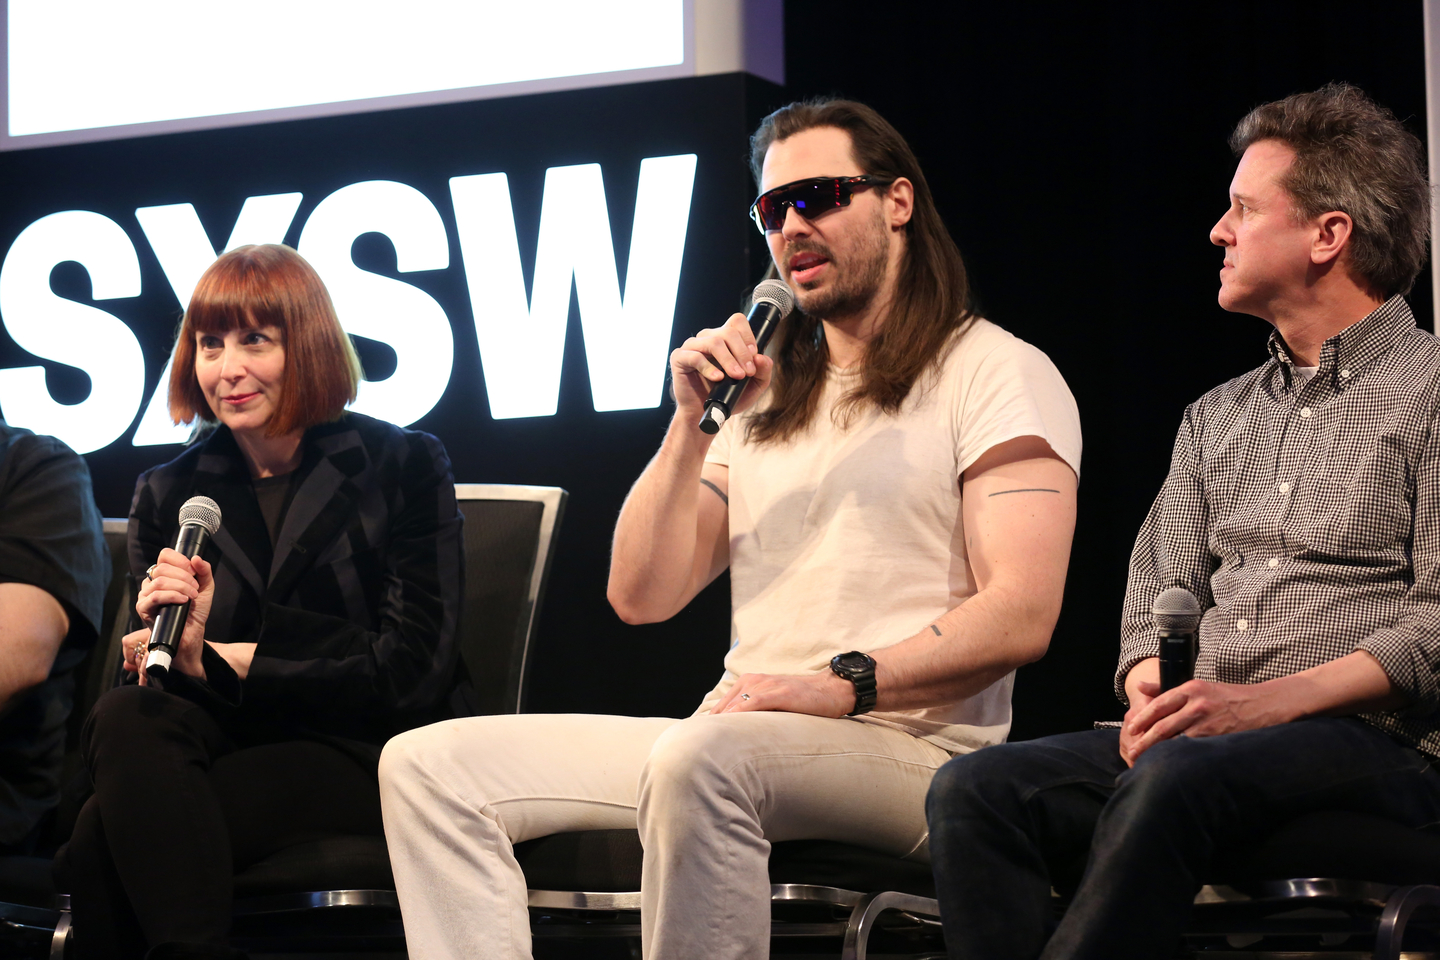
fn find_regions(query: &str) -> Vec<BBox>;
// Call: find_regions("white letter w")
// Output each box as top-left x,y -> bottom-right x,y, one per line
450,154 -> 696,419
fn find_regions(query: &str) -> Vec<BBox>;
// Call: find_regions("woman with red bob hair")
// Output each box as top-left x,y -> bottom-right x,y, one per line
58,244 -> 474,960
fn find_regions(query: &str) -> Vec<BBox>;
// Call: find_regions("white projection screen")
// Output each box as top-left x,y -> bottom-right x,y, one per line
2,0 -> 783,150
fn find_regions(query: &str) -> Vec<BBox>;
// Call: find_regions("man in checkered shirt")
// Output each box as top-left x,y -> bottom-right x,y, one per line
924,83 -> 1440,959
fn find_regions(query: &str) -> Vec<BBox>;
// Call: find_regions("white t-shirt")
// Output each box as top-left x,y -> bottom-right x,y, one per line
700,318 -> 1082,754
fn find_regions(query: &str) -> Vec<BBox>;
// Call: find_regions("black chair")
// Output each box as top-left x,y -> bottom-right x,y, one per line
1178,810 -> 1440,959
451,483 -> 567,716
221,483 -> 569,954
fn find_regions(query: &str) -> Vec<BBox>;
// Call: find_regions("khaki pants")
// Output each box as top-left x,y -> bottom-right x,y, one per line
378,711 -> 952,960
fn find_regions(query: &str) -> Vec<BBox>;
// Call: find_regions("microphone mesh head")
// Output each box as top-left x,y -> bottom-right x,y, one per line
752,279 -> 795,318
178,495 -> 222,535
1152,586 -> 1202,632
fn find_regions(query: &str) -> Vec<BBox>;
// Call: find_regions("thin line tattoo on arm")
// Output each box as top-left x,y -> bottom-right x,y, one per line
700,478 -> 728,506
988,488 -> 1061,497
930,624 -> 942,636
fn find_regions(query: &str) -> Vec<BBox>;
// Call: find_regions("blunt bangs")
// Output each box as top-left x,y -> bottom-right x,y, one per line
167,244 -> 361,437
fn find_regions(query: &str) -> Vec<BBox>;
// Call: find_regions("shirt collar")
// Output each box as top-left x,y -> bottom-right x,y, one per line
1266,294 -> 1416,387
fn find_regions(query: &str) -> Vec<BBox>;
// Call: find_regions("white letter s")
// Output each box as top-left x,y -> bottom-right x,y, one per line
0,211 -> 144,454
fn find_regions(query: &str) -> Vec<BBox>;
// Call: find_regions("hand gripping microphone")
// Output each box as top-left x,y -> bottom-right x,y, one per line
145,496 -> 223,679
698,279 -> 796,435
1152,586 -> 1202,692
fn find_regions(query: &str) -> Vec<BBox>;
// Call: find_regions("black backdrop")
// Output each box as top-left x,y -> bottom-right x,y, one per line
0,0 -> 1429,737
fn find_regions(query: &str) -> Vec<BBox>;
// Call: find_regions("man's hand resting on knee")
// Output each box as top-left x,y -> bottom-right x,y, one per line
713,671 -> 855,717
1120,651 -> 1409,767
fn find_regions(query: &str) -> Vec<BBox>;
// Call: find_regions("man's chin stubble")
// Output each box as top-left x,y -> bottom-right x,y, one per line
796,284 -> 876,323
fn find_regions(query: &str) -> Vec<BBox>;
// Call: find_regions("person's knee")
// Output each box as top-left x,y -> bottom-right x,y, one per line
926,745 -> 1031,824
378,726 -> 436,799
926,753 -> 984,820
378,721 -> 487,810
637,717 -> 779,823
83,684 -> 175,762
639,719 -> 733,799
88,683 -> 160,728
1122,736 -> 1222,803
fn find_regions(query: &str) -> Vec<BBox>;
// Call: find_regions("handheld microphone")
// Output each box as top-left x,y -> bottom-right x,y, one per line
1152,586 -> 1202,692
698,279 -> 796,434
145,496 -> 223,678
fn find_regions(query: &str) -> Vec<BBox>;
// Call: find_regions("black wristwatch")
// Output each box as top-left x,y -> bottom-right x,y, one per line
830,651 -> 878,716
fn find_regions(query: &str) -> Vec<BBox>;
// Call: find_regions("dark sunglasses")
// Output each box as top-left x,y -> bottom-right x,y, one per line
748,175 -> 891,233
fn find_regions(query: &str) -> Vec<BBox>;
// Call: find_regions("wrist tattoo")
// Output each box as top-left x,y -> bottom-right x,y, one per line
930,624 -> 942,636
700,478 -> 728,506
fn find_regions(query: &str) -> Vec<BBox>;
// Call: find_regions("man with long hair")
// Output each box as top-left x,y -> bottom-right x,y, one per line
379,99 -> 1081,959
926,83 -> 1440,960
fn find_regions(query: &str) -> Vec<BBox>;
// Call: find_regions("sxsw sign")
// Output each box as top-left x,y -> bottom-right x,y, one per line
0,154 -> 698,453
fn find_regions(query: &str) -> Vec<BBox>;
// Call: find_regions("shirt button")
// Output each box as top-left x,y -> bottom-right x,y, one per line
1300,407 -> 1313,418
1236,618 -> 1249,631
1340,368 -> 1352,379
1268,558 -> 1279,568
1279,481 -> 1292,494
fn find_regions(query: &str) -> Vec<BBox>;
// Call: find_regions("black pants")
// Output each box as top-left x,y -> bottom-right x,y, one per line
925,720 -> 1440,960
57,685 -> 383,959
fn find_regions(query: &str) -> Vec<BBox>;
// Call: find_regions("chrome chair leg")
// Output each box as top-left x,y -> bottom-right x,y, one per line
49,908 -> 70,960
839,890 -> 940,960
1375,883 -> 1440,960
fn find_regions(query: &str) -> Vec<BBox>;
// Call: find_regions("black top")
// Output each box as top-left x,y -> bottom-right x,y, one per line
127,413 -> 476,764
251,473 -> 293,548
0,424 -> 108,846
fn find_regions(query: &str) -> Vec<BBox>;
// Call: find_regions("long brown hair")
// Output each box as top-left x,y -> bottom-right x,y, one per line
746,99 -> 974,444
169,244 -> 361,437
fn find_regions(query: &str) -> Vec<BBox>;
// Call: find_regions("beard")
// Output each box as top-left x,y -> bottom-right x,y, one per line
784,207 -> 890,321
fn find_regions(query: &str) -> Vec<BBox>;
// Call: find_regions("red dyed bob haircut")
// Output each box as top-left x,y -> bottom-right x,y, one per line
168,244 -> 361,437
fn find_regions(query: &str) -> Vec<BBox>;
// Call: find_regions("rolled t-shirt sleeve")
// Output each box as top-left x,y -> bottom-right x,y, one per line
953,328 -> 1083,478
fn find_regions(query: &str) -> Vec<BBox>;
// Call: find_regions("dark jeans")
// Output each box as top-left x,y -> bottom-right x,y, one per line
55,685 -> 384,960
925,718 -> 1440,960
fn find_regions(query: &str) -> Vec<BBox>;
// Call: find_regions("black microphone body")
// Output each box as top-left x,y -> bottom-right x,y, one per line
1157,626 -> 1197,692
1152,586 -> 1202,693
699,279 -> 795,434
146,496 -> 223,678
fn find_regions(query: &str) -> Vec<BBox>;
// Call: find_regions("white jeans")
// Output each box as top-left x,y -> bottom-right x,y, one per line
378,711 -> 952,960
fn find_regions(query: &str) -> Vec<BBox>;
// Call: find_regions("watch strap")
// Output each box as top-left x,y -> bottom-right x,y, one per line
830,651 -> 878,716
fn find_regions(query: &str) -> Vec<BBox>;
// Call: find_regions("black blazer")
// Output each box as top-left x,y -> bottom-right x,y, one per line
128,413 -> 474,753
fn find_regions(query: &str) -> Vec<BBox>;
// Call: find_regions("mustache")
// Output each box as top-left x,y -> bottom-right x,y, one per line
782,239 -> 833,265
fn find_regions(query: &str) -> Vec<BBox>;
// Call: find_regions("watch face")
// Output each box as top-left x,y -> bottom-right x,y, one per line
832,651 -> 875,676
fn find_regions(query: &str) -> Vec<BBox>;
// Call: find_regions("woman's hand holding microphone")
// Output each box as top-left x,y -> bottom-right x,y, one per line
124,548 -> 216,684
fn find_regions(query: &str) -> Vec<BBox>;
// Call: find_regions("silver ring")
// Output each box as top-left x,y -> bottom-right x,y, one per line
146,564 -> 158,580
134,642 -> 145,664
740,693 -> 751,701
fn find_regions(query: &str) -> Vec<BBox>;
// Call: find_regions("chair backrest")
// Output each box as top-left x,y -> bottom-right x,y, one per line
66,520 -> 131,752
453,484 -> 567,715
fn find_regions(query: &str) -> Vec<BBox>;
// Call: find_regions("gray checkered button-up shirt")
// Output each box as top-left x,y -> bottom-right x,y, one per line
1118,295 -> 1440,757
